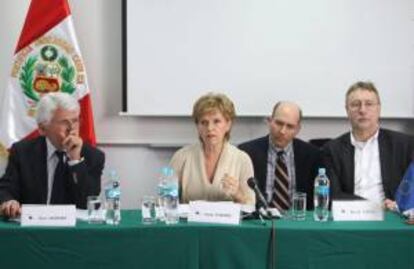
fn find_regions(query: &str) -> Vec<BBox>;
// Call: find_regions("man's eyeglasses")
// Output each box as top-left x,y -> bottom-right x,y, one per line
53,118 -> 80,130
348,101 -> 378,111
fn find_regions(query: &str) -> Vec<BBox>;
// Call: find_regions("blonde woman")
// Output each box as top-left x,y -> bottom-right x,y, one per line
170,92 -> 255,205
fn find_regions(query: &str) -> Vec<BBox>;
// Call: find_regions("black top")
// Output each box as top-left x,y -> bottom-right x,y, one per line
0,136 -> 105,209
322,128 -> 414,200
239,136 -> 322,209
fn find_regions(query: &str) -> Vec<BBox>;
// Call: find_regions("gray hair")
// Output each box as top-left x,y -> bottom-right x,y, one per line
36,92 -> 80,125
346,81 -> 381,105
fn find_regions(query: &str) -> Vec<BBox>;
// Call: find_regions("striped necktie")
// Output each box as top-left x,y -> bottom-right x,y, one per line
271,150 -> 290,211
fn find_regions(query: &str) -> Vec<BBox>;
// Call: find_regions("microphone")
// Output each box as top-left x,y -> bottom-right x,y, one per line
247,177 -> 269,210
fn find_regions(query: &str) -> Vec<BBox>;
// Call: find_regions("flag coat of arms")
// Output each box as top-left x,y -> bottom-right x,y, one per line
0,0 -> 96,171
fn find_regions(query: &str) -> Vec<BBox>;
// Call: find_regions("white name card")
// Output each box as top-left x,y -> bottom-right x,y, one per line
332,200 -> 384,221
188,201 -> 241,225
21,205 -> 76,227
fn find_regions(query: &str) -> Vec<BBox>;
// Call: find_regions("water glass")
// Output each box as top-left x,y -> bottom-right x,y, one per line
291,192 -> 307,221
164,195 -> 179,225
141,196 -> 156,224
87,195 -> 105,224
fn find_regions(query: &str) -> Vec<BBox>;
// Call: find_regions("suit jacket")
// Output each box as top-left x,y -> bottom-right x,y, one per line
0,136 -> 105,209
239,136 -> 321,209
322,128 -> 414,201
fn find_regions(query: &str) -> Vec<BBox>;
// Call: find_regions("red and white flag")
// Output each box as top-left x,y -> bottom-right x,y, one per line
0,0 -> 96,171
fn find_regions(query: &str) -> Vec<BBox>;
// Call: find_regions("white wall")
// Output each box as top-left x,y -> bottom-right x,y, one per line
1,0 -> 413,209
125,0 -> 414,118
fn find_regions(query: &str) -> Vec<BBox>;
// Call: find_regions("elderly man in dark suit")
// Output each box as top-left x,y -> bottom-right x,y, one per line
239,101 -> 321,211
0,92 -> 105,218
323,81 -> 414,209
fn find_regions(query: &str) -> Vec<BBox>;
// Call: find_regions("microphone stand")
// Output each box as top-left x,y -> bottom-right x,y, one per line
242,204 -> 271,225
257,211 -> 265,225
245,177 -> 277,269
241,206 -> 267,223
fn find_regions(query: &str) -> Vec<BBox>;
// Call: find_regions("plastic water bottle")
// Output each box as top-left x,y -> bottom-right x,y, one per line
163,167 -> 179,224
314,168 -> 330,221
155,167 -> 169,222
105,170 -> 121,225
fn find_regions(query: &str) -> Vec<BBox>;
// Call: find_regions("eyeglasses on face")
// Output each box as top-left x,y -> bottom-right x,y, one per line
52,118 -> 80,129
347,100 -> 378,111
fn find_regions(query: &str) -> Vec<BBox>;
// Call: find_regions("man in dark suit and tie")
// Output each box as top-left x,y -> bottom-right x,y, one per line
323,81 -> 414,209
0,92 -> 105,218
239,101 -> 321,211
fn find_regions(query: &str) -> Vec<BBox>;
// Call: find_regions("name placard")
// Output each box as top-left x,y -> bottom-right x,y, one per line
188,201 -> 241,225
332,200 -> 384,221
21,205 -> 76,227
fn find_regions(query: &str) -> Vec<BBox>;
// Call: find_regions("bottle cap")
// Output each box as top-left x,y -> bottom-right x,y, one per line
161,166 -> 170,176
108,169 -> 118,180
161,166 -> 175,176
318,168 -> 326,175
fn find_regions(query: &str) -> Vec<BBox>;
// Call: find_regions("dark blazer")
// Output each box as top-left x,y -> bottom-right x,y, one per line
322,128 -> 414,201
239,136 -> 322,209
0,136 -> 105,209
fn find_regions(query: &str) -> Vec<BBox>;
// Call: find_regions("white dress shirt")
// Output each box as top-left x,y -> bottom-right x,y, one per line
351,130 -> 384,204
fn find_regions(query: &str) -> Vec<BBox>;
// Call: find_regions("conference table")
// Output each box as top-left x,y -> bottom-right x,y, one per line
0,210 -> 413,269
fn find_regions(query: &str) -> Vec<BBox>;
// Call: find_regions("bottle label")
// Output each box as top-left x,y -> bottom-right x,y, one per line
316,186 -> 329,196
165,182 -> 179,198
105,186 -> 120,199
169,188 -> 178,197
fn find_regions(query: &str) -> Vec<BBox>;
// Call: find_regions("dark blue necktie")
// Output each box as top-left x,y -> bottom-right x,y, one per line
50,151 -> 67,204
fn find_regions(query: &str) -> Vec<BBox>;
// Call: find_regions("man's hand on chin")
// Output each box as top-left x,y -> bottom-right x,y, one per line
63,133 -> 83,161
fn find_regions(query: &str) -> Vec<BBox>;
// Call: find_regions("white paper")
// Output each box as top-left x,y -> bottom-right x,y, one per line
241,204 -> 255,214
266,208 -> 282,218
188,201 -> 241,225
21,205 -> 76,227
332,200 -> 384,221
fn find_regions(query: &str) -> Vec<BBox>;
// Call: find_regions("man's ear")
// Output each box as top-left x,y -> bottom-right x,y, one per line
296,123 -> 302,135
38,123 -> 46,136
266,116 -> 273,125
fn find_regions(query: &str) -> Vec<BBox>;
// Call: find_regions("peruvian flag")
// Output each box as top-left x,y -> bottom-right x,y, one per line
0,0 -> 96,171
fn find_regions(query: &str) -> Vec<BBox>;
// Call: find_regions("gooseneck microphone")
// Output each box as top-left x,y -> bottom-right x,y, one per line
247,177 -> 269,210
247,178 -> 276,269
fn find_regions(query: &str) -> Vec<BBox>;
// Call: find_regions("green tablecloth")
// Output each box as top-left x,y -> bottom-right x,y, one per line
275,212 -> 414,269
0,211 -> 413,269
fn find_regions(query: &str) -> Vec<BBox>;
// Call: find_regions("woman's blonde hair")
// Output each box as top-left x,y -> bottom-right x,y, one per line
192,92 -> 236,140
